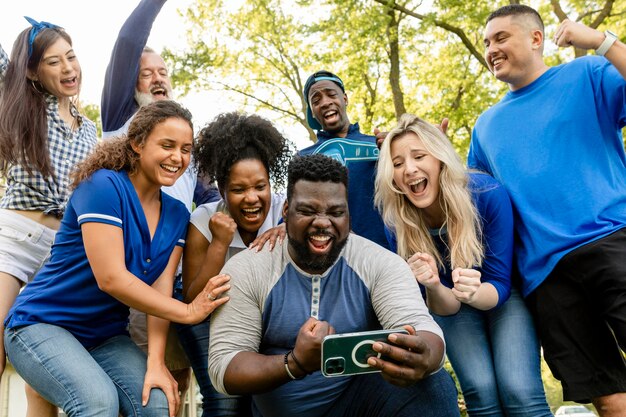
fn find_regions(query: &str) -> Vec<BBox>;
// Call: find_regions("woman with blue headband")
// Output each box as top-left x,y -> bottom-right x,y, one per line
0,17 -> 98,417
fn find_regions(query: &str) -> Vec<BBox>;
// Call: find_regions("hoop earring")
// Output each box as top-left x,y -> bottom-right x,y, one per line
30,79 -> 45,94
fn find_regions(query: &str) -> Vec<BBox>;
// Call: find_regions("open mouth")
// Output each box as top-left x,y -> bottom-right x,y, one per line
150,86 -> 168,99
308,233 -> 333,254
241,207 -> 263,221
491,56 -> 505,70
161,164 -> 180,174
408,178 -> 427,194
322,109 -> 339,123
60,76 -> 78,87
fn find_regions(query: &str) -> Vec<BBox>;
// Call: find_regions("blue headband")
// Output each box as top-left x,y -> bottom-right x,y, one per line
24,16 -> 60,58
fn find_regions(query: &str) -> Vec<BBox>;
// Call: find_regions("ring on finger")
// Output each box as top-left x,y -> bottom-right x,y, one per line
208,293 -> 217,301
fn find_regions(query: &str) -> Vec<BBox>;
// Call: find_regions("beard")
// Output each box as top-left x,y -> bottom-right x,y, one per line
287,228 -> 349,273
134,85 -> 175,107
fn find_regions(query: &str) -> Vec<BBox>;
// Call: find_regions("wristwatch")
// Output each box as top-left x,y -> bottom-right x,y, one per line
595,30 -> 618,56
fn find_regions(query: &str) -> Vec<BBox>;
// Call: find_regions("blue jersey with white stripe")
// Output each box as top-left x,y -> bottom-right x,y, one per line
6,169 -> 189,347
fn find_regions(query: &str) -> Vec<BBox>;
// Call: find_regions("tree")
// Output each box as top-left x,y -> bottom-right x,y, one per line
81,103 -> 102,138
164,0 -> 325,143
168,0 -> 624,151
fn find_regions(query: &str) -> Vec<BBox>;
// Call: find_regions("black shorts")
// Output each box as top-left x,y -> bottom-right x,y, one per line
526,227 -> 626,403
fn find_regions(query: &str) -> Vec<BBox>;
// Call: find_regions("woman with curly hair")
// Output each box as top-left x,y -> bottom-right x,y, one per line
4,101 -> 230,417
0,18 -> 98,416
179,111 -> 292,417
374,114 -> 551,416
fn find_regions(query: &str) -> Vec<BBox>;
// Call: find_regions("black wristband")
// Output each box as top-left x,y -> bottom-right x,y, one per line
290,350 -> 310,375
284,350 -> 303,380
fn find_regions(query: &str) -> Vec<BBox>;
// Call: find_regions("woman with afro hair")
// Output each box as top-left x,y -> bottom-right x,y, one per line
177,111 -> 292,417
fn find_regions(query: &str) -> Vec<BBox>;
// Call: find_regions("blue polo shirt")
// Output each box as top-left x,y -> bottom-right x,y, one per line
6,169 -> 189,347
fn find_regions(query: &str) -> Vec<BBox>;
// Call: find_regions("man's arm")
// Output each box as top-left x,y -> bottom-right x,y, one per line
101,0 -> 166,135
467,128 -> 491,173
223,318 -> 333,394
554,19 -> 626,79
208,250 -> 336,395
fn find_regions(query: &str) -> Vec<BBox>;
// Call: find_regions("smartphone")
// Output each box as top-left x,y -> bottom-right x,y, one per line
321,328 -> 409,377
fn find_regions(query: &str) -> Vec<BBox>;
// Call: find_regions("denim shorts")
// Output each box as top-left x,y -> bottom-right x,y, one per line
0,209 -> 56,284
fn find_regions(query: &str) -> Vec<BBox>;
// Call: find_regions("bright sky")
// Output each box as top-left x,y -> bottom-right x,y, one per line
1,0 -> 311,149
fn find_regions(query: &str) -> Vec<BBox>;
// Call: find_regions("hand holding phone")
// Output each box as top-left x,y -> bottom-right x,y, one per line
321,328 -> 409,377
366,327 -> 445,387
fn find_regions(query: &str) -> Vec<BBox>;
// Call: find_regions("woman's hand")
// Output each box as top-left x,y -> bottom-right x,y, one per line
185,274 -> 231,324
407,252 -> 440,289
142,360 -> 179,417
451,268 -> 482,304
249,223 -> 286,252
209,212 -> 237,247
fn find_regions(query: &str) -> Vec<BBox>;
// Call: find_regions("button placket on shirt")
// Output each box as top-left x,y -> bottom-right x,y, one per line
310,276 -> 321,319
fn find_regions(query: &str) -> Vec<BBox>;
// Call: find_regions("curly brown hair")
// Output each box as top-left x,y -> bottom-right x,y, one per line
71,100 -> 192,188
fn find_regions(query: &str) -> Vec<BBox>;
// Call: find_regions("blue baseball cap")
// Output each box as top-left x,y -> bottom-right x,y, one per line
303,71 -> 345,131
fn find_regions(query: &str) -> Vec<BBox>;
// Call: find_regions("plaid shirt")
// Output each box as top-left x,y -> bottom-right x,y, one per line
0,45 -> 8,88
0,45 -> 98,217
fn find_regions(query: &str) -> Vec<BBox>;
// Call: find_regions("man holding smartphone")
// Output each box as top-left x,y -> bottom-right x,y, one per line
207,154 -> 459,417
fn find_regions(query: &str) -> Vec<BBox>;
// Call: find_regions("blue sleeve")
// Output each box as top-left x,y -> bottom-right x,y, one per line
467,128 -> 490,174
101,0 -> 167,134
471,174 -> 513,307
72,170 -> 124,228
594,58 -> 626,129
193,178 -> 221,206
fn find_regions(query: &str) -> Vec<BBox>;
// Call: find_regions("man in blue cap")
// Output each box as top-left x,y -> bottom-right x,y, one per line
300,71 -> 389,250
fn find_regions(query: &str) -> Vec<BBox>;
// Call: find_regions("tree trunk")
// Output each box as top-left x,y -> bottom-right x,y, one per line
386,4 -> 406,119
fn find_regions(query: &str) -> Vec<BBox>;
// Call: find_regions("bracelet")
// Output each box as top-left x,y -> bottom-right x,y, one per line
290,350 -> 309,375
284,351 -> 299,380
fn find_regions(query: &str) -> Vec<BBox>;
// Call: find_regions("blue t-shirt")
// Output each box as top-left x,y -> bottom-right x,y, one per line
300,123 -> 389,249
468,56 -> 626,297
6,169 -> 189,347
387,173 -> 514,307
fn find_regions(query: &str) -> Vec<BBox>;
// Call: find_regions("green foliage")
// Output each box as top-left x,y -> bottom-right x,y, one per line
168,0 -> 625,153
81,102 -> 102,138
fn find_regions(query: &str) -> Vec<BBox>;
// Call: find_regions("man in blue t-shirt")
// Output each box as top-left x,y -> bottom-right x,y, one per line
468,4 -> 626,414
300,71 -> 389,249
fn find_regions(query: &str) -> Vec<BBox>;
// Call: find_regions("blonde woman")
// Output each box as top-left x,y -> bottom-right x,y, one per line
375,114 -> 551,417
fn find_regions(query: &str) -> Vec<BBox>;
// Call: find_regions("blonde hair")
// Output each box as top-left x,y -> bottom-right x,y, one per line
374,114 -> 483,270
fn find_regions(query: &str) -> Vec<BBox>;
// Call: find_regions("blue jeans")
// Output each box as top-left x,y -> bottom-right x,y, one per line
175,318 -> 249,416
4,324 -> 168,417
326,369 -> 460,417
433,289 -> 552,417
